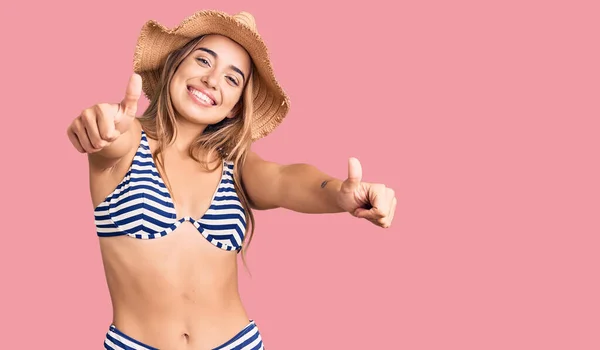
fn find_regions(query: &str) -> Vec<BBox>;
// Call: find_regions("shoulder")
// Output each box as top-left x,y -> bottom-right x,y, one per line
243,150 -> 266,168
240,150 -> 282,185
240,150 -> 269,181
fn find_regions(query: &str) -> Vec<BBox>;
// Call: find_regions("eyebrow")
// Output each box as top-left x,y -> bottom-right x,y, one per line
195,47 -> 246,83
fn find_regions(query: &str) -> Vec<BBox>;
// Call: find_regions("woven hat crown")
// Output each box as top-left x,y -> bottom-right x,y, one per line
233,12 -> 257,31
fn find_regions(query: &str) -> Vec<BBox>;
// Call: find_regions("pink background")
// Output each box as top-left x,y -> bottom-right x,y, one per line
1,0 -> 599,348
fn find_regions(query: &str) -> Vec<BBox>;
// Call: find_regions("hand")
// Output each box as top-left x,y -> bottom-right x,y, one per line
67,73 -> 142,153
336,157 -> 397,228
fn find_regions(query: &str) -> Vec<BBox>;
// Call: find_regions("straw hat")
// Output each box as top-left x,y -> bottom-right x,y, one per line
133,10 -> 290,141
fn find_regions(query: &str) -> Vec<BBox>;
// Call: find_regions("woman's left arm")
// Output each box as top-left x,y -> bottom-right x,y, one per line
241,151 -> 397,228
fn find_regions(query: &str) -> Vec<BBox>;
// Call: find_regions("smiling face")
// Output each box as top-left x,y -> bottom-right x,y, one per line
169,34 -> 252,127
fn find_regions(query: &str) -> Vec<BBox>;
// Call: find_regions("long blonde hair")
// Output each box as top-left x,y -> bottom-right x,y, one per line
138,35 -> 257,266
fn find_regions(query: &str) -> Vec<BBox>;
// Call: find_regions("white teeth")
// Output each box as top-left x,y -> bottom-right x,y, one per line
190,88 -> 213,105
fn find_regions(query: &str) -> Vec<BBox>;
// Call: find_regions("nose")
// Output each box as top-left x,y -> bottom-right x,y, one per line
201,72 -> 218,89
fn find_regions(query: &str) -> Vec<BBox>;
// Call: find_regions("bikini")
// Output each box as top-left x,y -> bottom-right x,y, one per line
104,320 -> 264,350
94,130 -> 246,250
96,130 -> 264,350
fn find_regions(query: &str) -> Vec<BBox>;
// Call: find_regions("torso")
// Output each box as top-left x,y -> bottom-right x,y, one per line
90,124 -> 250,349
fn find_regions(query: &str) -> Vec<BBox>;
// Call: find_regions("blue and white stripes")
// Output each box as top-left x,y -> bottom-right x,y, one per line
213,320 -> 264,350
94,131 -> 247,251
104,324 -> 159,350
104,321 -> 264,350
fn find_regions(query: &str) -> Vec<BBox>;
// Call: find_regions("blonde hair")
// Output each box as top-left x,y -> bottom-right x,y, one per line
138,35 -> 257,268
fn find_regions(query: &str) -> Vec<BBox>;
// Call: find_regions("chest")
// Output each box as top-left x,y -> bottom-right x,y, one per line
159,158 -> 225,219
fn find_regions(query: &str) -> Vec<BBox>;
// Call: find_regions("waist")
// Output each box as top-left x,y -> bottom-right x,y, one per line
98,229 -> 249,347
110,282 -> 246,319
111,308 -> 250,349
105,255 -> 245,318
108,272 -> 248,349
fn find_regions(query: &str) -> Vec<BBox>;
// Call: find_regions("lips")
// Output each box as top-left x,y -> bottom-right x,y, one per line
187,85 -> 217,106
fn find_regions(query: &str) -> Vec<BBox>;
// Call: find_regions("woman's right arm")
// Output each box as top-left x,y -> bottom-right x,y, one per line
66,73 -> 143,170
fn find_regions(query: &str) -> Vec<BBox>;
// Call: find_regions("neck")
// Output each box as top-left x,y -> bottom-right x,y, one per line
166,117 -> 208,158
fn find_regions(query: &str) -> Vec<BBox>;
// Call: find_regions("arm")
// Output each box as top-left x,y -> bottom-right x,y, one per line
242,151 -> 397,228
242,151 -> 345,213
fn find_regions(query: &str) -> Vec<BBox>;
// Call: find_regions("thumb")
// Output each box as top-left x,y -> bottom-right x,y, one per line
115,73 -> 143,124
342,157 -> 362,192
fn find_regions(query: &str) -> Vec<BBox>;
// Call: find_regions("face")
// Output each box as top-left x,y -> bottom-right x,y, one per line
170,34 -> 252,126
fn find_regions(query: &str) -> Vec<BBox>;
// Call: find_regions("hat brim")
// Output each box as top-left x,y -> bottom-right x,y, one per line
133,10 -> 290,141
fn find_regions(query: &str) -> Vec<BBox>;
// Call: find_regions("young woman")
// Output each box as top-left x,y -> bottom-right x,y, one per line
66,10 -> 396,350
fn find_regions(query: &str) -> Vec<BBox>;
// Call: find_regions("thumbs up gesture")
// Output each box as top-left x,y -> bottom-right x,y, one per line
336,158 -> 397,228
67,73 -> 143,153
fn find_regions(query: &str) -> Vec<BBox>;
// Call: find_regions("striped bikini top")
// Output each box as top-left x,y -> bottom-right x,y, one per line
93,130 -> 247,252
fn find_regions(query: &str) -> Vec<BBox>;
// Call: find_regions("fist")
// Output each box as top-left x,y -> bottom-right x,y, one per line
338,157 -> 397,228
67,73 -> 142,153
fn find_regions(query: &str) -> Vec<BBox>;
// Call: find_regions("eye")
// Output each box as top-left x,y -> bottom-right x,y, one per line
196,57 -> 211,66
226,76 -> 239,86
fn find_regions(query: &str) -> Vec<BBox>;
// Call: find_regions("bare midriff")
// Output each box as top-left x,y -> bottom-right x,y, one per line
99,222 -> 250,350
